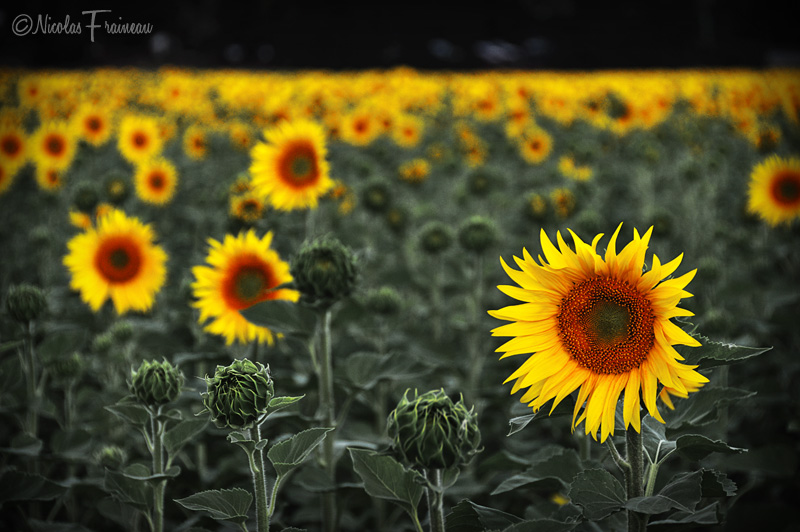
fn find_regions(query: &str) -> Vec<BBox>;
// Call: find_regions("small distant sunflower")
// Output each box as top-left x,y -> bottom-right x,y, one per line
551,188 -> 575,218
0,126 -> 28,173
229,192 -> 265,223
32,122 -> 76,171
35,165 -> 65,192
489,224 -> 707,442
73,105 -> 113,146
399,158 -> 430,184
191,230 -> 299,345
63,209 -> 167,314
391,114 -> 424,148
117,115 -> 163,164
183,125 -> 208,160
341,109 -> 379,146
519,129 -> 553,165
747,155 -> 800,226
249,119 -> 333,211
134,157 -> 178,206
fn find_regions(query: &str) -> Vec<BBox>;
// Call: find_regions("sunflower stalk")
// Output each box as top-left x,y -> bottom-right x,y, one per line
625,426 -> 647,532
244,427 -> 270,532
318,308 -> 337,532
466,254 -> 485,402
23,320 -> 39,438
432,255 -> 444,342
149,405 -> 166,532
424,469 -> 446,532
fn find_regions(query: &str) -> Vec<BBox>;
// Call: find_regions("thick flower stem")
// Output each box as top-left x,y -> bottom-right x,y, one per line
24,320 -> 39,438
432,255 -> 444,342
246,428 -> 270,532
151,408 -> 166,532
466,254 -> 484,402
625,427 -> 647,532
319,309 -> 337,532
424,469 -> 446,532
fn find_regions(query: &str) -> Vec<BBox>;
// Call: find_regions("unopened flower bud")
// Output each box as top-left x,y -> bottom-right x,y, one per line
203,359 -> 274,430
130,359 -> 184,407
458,216 -> 497,254
419,222 -> 453,255
6,283 -> 47,323
291,237 -> 357,309
364,286 -> 402,316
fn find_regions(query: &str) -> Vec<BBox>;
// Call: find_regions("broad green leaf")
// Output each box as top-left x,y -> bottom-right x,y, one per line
103,468 -> 152,511
0,470 -> 66,503
663,387 -> 755,432
50,429 -> 93,462
267,395 -> 305,417
174,488 -> 253,524
105,400 -> 150,427
501,519 -> 578,532
507,399 -> 574,436
626,470 -> 703,515
568,469 -> 626,520
348,448 -> 424,516
679,334 -> 771,369
36,329 -> 86,360
293,463 -> 336,493
164,417 -> 209,458
0,339 -> 24,354
0,433 -> 43,457
673,434 -> 746,461
699,469 -> 737,497
342,351 -> 428,390
445,499 -> 523,532
268,428 -> 332,477
640,415 -> 675,463
241,299 -> 316,336
648,502 -> 722,526
491,448 -> 582,494
122,463 -> 181,483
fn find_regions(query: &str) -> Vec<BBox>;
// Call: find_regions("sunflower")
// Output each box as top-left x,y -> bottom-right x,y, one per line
183,125 -> 208,160
31,122 -> 76,172
0,126 -> 28,174
229,192 -> 265,223
341,108 -> 380,146
399,158 -> 431,184
63,209 -> 167,314
191,230 -> 299,345
518,129 -> 553,165
249,119 -> 333,211
747,155 -> 800,226
35,165 -> 65,192
391,114 -> 424,148
134,157 -> 178,205
489,224 -> 707,442
117,115 -> 163,164
73,104 -> 113,146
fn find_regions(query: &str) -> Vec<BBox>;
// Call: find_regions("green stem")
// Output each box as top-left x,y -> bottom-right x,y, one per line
625,426 -> 647,532
644,462 -> 659,498
466,254 -> 484,401
425,469 -> 446,532
25,320 -> 38,438
319,309 -> 337,532
432,255 -> 443,342
151,407 -> 165,532
576,432 -> 591,462
246,428 -> 269,532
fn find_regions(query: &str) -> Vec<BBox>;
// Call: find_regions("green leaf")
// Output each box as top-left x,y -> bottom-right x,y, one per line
663,386 -> 755,432
293,463 -> 337,493
241,299 -> 317,336
626,470 -> 704,515
279,528 -> 307,532
445,499 -> 523,532
267,395 -> 305,417
648,502 -> 722,526
105,400 -> 150,427
507,399 -> 575,436
122,463 -> 181,483
679,334 -> 771,369
164,417 -> 209,458
568,469 -> 626,520
640,415 -> 675,464
0,339 -> 24,354
491,448 -> 582,494
103,468 -> 152,511
0,433 -> 44,457
699,469 -> 737,497
268,427 -> 333,477
673,434 -> 746,461
36,329 -> 87,360
174,488 -> 253,524
0,470 -> 66,503
501,519 -> 578,532
28,519 -> 96,532
348,448 -> 424,517
342,351 -> 428,390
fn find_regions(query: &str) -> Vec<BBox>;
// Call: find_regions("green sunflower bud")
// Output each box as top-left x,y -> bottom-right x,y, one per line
109,320 -> 134,344
92,332 -> 113,355
458,216 -> 497,254
73,181 -> 99,213
6,283 -> 47,323
291,237 -> 357,309
95,445 -> 128,470
364,286 -> 402,316
385,206 -> 408,234
105,173 -> 129,205
387,389 -> 482,470
419,221 -> 453,255
45,351 -> 85,384
203,359 -> 274,430
130,359 -> 184,407
362,181 -> 391,213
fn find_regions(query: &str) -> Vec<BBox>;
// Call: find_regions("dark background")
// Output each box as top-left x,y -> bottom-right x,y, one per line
1,0 -> 799,70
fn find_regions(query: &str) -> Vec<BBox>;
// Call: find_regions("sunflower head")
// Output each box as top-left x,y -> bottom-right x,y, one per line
95,445 -> 128,470
364,286 -> 402,316
130,359 -> 184,407
73,181 -> 100,214
6,283 -> 47,323
747,155 -> 800,226
105,174 -> 130,205
291,237 -> 357,310
387,388 -> 482,470
458,216 -> 498,254
419,221 -> 454,255
202,359 -> 274,430
44,351 -> 85,386
361,180 -> 391,213
489,223 -> 708,442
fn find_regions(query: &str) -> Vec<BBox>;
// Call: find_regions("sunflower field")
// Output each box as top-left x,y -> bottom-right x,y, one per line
0,68 -> 798,532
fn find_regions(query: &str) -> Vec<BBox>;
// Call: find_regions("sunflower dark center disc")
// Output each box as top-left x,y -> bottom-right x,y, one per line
2,136 -> 20,156
46,135 -> 65,156
223,256 -> 277,310
771,171 -> 800,206
96,237 -> 142,283
557,277 -> 654,374
149,172 -> 165,191
133,132 -> 148,148
279,142 -> 319,188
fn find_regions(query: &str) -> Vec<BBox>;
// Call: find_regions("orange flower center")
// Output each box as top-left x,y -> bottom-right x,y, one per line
354,119 -> 368,134
770,170 -> 800,207
47,169 -> 60,184
1,135 -> 21,157
277,141 -> 319,188
557,277 -> 654,374
86,116 -> 102,132
95,236 -> 142,284
148,171 -> 166,191
45,134 -> 65,157
132,131 -> 148,149
222,255 -> 277,310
